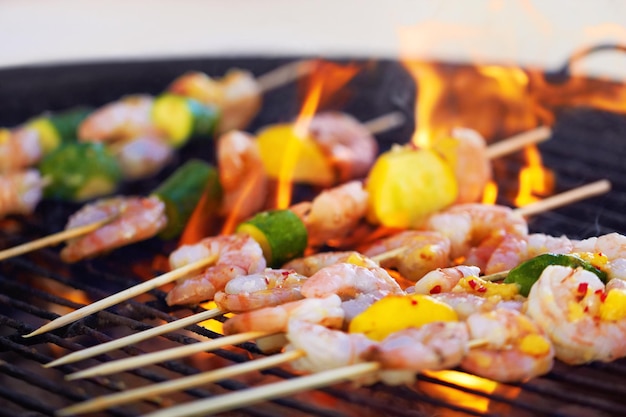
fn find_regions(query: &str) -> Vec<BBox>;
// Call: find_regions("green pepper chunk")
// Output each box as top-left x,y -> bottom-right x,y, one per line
26,107 -> 93,154
39,142 -> 123,202
151,159 -> 221,239
504,253 -> 608,296
236,210 -> 308,268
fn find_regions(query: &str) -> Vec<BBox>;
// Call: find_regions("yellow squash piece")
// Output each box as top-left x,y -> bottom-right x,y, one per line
349,294 -> 458,341
256,124 -> 335,186
365,145 -> 458,229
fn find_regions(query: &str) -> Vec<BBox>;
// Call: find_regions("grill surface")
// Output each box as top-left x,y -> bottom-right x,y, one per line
1,57 -> 626,417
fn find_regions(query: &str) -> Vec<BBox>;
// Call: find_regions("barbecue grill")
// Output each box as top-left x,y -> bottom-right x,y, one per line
1,57 -> 625,417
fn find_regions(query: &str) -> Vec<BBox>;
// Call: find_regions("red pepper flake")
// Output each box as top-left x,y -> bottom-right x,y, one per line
281,270 -> 291,276
577,283 -> 589,294
429,285 -> 442,294
584,306 -> 589,313
600,291 -> 608,303
476,286 -> 488,293
468,279 -> 477,290
411,299 -> 418,305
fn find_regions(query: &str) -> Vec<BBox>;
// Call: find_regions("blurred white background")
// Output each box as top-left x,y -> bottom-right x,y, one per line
2,0 -> 626,79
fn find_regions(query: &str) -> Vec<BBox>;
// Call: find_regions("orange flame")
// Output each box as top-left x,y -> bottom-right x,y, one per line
514,145 -> 554,206
275,61 -> 360,208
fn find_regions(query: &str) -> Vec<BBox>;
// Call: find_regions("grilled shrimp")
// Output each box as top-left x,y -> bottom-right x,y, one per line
526,233 -> 576,259
430,292 -> 523,320
109,135 -> 174,180
290,180 -> 369,248
285,320 -> 378,385
368,322 -> 469,380
308,112 -> 378,183
283,251 -> 379,276
222,294 -> 345,335
434,127 -> 492,204
301,262 -> 404,301
461,309 -> 554,382
166,233 -> 266,306
526,265 -> 626,364
363,230 -> 451,281
465,232 -> 528,275
0,128 -> 42,173
412,265 -> 481,295
60,196 -> 167,263
217,130 -> 268,223
0,169 -> 45,218
424,203 -> 528,260
214,268 -> 307,312
78,95 -> 159,142
167,69 -> 262,134
572,233 -> 626,280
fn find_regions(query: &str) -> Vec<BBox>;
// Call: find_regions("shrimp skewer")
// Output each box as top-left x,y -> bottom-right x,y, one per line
0,169 -> 46,218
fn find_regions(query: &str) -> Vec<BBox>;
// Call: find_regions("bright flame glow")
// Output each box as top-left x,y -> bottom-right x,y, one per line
514,145 -> 553,206
420,370 -> 500,413
481,180 -> 499,204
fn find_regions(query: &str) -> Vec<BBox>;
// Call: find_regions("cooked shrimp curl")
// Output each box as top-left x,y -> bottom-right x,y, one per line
0,169 -> 46,218
461,309 -> 554,382
166,234 -> 266,306
526,265 -> 626,365
60,196 -> 167,263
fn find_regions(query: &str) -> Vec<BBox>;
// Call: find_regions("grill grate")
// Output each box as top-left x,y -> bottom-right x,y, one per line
1,57 -> 626,417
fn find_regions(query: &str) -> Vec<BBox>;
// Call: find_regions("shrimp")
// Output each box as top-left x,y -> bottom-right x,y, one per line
214,268 -> 307,313
466,232 -> 528,275
526,265 -> 626,364
308,112 -> 378,183
290,180 -> 369,248
0,127 -> 42,173
167,69 -> 262,134
78,95 -> 159,142
461,309 -> 554,382
571,233 -> 626,281
285,320 -> 378,385
367,321 -> 469,375
433,127 -> 492,204
216,130 -> 268,222
424,203 -> 528,260
429,292 -> 523,320
412,265 -> 481,295
222,294 -> 345,335
0,169 -> 45,218
60,196 -> 167,263
301,262 -> 404,301
363,230 -> 451,281
283,251 -> 379,276
166,233 -> 266,306
109,135 -> 174,180
526,233 -> 576,259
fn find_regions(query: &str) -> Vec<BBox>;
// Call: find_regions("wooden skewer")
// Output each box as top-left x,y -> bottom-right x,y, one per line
23,255 -> 218,338
0,214 -> 119,262
142,361 -> 382,417
56,336 -> 489,415
256,59 -> 317,93
514,179 -> 611,218
44,307 -> 225,368
64,330 -> 272,380
56,349 -> 306,416
363,111 -> 406,135
485,126 -> 552,159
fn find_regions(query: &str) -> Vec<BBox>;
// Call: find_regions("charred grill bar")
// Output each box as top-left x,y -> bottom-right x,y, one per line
1,57 -> 626,417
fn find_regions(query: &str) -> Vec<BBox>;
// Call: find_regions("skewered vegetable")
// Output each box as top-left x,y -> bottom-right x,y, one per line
26,107 -> 92,153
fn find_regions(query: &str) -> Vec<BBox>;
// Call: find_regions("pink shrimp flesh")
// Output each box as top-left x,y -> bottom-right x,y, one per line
412,265 -> 481,295
461,309 -> 554,382
60,196 -> 167,263
363,230 -> 451,281
109,135 -> 174,180
290,180 -> 369,248
78,95 -> 159,142
217,130 -> 268,222
424,203 -> 528,260
222,294 -> 344,335
572,233 -> 626,280
526,265 -> 626,364
308,112 -> 378,183
283,251 -> 379,276
166,233 -> 266,306
214,268 -> 307,312
0,169 -> 45,218
301,262 -> 404,301
0,128 -> 42,173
